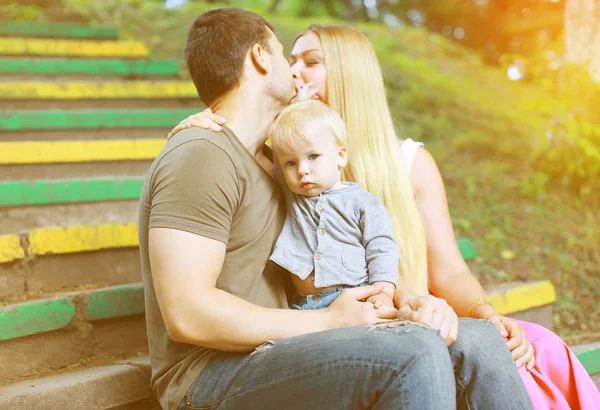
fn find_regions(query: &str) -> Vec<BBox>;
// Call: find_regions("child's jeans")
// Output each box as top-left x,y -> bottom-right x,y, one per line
290,283 -> 367,310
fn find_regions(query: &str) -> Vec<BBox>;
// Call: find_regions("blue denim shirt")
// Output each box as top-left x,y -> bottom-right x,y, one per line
269,180 -> 398,288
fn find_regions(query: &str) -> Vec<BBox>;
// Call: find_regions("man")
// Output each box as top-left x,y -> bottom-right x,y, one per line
139,8 -> 533,410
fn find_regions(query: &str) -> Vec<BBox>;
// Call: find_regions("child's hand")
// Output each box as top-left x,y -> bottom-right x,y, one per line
293,82 -> 320,103
367,292 -> 395,309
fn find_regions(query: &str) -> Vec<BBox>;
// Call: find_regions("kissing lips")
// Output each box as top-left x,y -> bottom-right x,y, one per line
300,182 -> 314,190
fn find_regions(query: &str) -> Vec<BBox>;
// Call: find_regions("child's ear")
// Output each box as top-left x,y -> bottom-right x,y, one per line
337,146 -> 348,168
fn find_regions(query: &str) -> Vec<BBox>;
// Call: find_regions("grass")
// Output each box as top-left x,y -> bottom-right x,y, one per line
14,0 -> 600,343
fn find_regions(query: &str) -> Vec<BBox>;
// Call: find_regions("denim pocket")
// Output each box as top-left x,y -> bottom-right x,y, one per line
341,243 -> 367,273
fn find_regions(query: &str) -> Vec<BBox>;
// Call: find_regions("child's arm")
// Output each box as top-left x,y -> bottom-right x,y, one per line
359,194 -> 399,291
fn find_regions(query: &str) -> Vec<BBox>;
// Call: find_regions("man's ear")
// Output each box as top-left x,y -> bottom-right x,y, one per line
249,42 -> 270,74
337,146 -> 348,169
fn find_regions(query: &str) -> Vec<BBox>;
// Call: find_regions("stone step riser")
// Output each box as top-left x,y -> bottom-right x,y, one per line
0,200 -> 137,235
0,249 -> 141,301
0,357 -> 157,410
0,315 -> 147,385
0,128 -> 174,143
0,161 -> 152,182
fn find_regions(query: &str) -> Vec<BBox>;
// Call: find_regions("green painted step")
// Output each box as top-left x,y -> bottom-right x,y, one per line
576,346 -> 600,375
0,22 -> 118,39
82,284 -> 145,321
0,108 -> 198,131
0,177 -> 144,206
0,285 -> 143,341
457,237 -> 477,260
0,58 -> 179,76
0,297 -> 75,341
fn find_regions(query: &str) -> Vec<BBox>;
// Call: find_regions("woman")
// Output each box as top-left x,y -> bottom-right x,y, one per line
169,24 -> 599,409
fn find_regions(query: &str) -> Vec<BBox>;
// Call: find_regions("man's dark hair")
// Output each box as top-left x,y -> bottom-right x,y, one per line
185,8 -> 274,106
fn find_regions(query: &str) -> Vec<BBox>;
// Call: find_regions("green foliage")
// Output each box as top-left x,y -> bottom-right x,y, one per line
500,44 -> 600,193
535,117 -> 600,193
1,3 -> 43,22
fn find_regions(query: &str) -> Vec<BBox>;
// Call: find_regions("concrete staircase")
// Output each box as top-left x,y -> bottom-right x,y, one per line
0,21 -> 194,409
0,21 -> 595,409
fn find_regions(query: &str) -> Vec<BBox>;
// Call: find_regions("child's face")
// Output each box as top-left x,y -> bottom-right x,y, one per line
276,130 -> 348,197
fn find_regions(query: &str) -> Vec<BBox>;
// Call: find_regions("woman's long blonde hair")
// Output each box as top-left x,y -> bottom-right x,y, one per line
295,24 -> 429,296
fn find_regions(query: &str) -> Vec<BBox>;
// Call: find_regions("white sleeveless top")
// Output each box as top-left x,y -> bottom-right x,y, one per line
400,138 -> 424,174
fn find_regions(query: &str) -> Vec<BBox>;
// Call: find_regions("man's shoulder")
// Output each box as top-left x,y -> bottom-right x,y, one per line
153,128 -> 238,172
165,128 -> 234,158
142,128 -> 240,195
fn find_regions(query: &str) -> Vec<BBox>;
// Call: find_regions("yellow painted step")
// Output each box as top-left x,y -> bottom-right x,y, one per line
487,280 -> 556,315
28,223 -> 139,255
0,81 -> 196,100
0,235 -> 25,263
0,139 -> 164,164
0,37 -> 147,57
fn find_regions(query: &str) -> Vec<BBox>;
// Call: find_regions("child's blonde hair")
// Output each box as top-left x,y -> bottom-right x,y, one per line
269,100 -> 348,154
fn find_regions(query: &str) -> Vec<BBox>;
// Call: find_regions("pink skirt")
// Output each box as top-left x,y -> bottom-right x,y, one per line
513,319 -> 600,410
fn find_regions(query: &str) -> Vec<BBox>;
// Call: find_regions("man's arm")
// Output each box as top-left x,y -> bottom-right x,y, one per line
150,228 -> 388,352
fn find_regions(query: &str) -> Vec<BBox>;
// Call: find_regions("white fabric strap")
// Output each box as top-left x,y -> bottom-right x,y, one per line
400,138 -> 424,174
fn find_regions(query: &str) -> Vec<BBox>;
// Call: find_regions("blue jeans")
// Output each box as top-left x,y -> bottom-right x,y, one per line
179,319 -> 532,409
289,284 -> 363,310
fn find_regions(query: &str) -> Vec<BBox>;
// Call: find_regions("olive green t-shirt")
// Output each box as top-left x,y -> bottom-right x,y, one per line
138,126 -> 288,410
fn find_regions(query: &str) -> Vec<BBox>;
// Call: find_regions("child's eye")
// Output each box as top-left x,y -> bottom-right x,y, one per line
286,161 -> 296,167
309,154 -> 319,160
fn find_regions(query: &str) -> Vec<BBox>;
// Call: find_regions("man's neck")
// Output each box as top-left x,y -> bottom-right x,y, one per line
212,87 -> 281,157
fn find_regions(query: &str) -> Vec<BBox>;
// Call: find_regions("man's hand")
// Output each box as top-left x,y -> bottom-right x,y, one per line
326,284 -> 397,328
397,295 -> 459,346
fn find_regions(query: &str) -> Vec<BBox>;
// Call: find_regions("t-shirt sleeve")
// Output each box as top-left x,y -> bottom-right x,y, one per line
148,139 -> 241,244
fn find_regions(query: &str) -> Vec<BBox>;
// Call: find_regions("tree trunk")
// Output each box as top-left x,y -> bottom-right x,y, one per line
565,0 -> 600,82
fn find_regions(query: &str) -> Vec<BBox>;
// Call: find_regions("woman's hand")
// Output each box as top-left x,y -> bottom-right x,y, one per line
166,108 -> 226,141
488,314 -> 535,371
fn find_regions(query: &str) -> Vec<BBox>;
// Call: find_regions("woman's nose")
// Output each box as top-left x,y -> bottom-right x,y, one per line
290,62 -> 304,82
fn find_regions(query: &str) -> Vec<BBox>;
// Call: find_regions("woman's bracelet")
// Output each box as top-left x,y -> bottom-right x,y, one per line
468,298 -> 492,318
